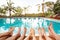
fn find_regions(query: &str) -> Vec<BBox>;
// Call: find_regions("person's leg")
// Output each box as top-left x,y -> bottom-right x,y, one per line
0,27 -> 15,38
17,27 -> 27,40
38,28 -> 44,40
6,28 -> 21,40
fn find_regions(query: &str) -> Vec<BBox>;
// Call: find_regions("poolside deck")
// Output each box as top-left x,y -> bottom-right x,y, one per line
0,16 -> 60,21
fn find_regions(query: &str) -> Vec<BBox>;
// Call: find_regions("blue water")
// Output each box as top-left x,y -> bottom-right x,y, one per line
0,17 -> 60,35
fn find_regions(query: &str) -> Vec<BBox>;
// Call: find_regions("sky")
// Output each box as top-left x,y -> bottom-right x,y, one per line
0,0 -> 56,7
0,0 -> 57,14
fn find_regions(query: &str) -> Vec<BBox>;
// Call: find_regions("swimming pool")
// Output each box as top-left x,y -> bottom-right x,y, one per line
0,17 -> 60,35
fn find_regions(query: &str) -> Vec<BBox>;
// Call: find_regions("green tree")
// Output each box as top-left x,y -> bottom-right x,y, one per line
0,0 -> 23,16
45,1 -> 54,16
14,7 -> 23,16
23,6 -> 30,14
7,0 -> 14,16
45,1 -> 54,7
36,4 -> 40,12
24,7 -> 27,14
45,1 -> 54,12
0,7 -> 6,14
53,0 -> 60,14
0,0 -> 14,16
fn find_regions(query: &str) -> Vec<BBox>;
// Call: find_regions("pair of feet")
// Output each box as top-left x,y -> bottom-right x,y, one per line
0,27 -> 15,38
17,27 -> 27,40
38,26 -> 53,40
48,23 -> 60,40
24,28 -> 37,40
6,27 -> 27,40
0,27 -> 15,40
38,23 -> 60,40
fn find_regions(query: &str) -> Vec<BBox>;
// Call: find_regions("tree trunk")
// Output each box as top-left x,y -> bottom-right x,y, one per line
42,3 -> 44,16
9,9 -> 11,16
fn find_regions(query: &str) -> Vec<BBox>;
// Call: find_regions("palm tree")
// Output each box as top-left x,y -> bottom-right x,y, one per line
24,6 -> 30,14
53,0 -> 60,14
14,7 -> 23,16
45,1 -> 54,14
0,7 -> 7,15
24,7 -> 27,14
36,4 -> 40,13
0,0 -> 14,16
42,0 -> 45,16
45,1 -> 54,8
0,0 -> 23,16
7,0 -> 14,16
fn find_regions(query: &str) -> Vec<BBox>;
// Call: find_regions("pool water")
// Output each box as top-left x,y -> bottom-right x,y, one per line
0,17 -> 60,35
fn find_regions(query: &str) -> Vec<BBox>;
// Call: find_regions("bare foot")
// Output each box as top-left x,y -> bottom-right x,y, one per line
8,27 -> 15,35
24,27 -> 27,34
38,28 -> 42,36
31,28 -> 37,40
38,28 -> 43,40
31,28 -> 35,36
